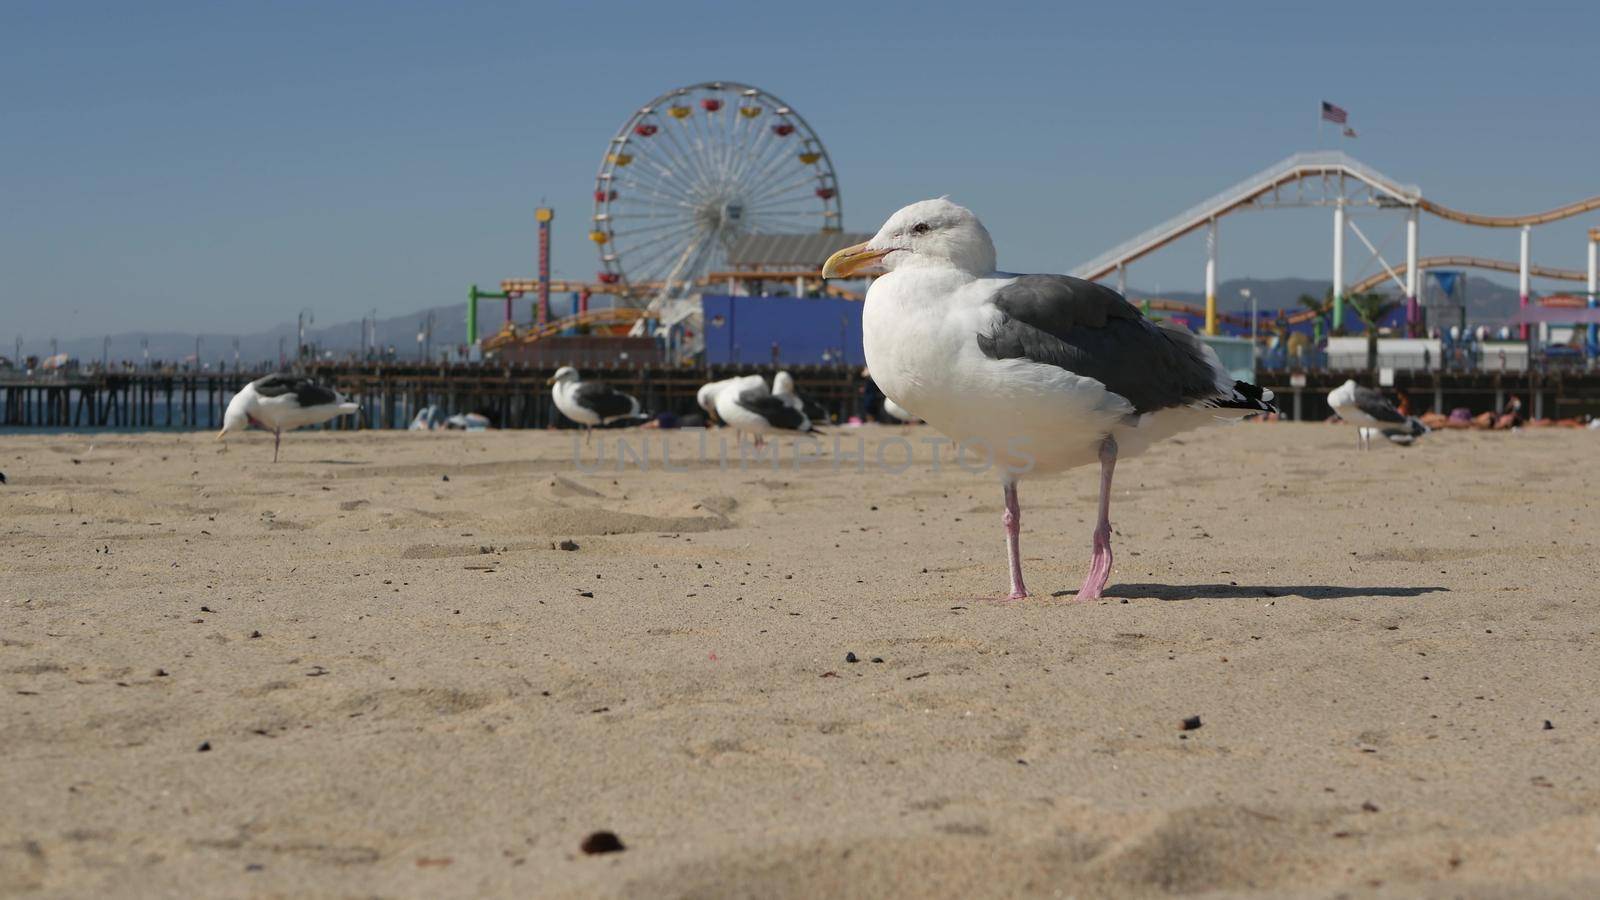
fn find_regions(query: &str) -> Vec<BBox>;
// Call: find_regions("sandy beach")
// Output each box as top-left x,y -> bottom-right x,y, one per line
3,422 -> 1598,898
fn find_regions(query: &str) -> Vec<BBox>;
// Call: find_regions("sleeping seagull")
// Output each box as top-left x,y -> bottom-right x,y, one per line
1328,379 -> 1428,450
823,198 -> 1275,601
548,366 -> 642,441
697,374 -> 766,425
773,371 -> 829,423
713,377 -> 822,448
218,373 -> 360,462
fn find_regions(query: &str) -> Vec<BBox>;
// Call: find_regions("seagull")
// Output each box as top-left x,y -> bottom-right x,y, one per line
548,366 -> 642,441
696,374 -> 766,425
773,371 -> 829,423
218,373 -> 360,461
823,198 -> 1275,601
1328,379 -> 1428,450
713,377 -> 822,448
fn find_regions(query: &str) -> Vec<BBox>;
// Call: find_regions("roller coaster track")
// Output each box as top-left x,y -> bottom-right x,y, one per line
1072,150 -> 1600,281
481,307 -> 646,350
1348,256 -> 1589,295
1418,197 -> 1600,228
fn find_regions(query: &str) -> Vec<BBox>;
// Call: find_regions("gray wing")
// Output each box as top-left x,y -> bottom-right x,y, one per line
976,275 -> 1273,415
253,374 -> 338,407
571,381 -> 638,419
1351,386 -> 1408,424
735,389 -> 813,432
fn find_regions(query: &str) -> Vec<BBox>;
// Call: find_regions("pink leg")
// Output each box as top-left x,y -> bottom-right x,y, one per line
1002,481 -> 1027,600
273,429 -> 281,463
1077,436 -> 1118,600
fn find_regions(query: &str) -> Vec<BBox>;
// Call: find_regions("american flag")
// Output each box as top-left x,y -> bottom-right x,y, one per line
1321,101 -> 1348,124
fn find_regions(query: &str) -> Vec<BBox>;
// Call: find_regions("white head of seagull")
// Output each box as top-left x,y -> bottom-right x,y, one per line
547,366 -> 580,386
823,198 -> 996,279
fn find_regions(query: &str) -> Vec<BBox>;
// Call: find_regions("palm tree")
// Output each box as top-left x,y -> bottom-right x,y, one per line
1347,291 -> 1402,372
1297,291 -> 1333,346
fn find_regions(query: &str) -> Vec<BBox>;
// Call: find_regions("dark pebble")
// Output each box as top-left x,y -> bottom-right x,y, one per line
197,741 -> 212,752
200,606 -> 213,613
441,475 -> 450,482
249,630 -> 262,639
154,669 -> 169,677
1543,720 -> 1554,730
871,657 -> 884,664
1179,715 -> 1203,731
845,652 -> 859,663
578,591 -> 594,598
580,831 -> 625,855
1361,801 -> 1380,813
245,863 -> 264,872
558,540 -> 580,551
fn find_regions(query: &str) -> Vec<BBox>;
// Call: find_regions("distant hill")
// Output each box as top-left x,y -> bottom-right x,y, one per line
43,304 -> 470,368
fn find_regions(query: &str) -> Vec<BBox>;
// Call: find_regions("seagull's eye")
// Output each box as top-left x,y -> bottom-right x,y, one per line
911,222 -> 931,236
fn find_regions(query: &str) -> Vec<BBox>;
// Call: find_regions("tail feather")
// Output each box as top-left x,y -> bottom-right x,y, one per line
1202,381 -> 1278,417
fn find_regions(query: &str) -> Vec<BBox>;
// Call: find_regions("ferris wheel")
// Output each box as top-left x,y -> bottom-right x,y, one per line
590,81 -> 842,299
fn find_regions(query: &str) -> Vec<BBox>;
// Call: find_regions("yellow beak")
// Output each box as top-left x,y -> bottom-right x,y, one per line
822,242 -> 892,279
545,376 -> 558,386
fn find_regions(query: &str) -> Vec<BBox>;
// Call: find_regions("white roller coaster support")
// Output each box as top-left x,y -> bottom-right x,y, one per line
1332,202 -> 1345,330
1588,233 -> 1597,358
1204,219 -> 1218,335
1405,209 -> 1419,336
1519,225 -> 1531,340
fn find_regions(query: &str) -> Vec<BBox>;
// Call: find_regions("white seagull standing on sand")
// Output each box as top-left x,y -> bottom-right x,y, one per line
1328,379 -> 1428,450
218,374 -> 360,462
823,198 -> 1276,601
697,374 -> 766,425
713,377 -> 822,448
548,366 -> 642,441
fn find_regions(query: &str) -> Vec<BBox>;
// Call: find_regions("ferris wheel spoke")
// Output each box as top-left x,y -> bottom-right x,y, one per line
744,171 -> 823,207
658,118 -> 721,199
625,231 -> 709,283
610,217 -> 704,240
636,125 -> 718,199
668,110 -> 718,190
627,143 -> 713,202
610,221 -> 705,259
611,176 -> 698,208
722,116 -> 776,194
745,186 -> 818,210
732,140 -> 803,203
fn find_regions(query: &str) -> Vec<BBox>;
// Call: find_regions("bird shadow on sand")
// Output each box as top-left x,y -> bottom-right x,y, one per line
1051,583 -> 1451,602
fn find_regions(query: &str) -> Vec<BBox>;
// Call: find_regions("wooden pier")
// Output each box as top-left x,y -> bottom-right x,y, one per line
3,364 -> 1598,431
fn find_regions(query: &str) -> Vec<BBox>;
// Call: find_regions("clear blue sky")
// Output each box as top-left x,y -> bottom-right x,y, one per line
5,0 -> 1598,347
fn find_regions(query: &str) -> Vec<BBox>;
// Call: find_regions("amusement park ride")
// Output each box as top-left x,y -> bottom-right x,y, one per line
469,81 -> 848,358
1070,152 -> 1600,345
466,94 -> 1600,362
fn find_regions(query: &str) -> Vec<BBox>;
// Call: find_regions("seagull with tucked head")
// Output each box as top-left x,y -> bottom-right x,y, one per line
824,199 -> 1275,601
218,373 -> 360,462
